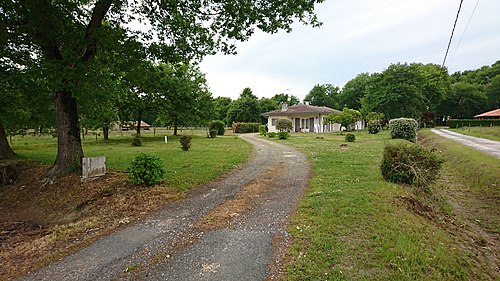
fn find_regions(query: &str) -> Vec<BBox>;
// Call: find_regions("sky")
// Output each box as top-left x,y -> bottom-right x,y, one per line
199,0 -> 500,101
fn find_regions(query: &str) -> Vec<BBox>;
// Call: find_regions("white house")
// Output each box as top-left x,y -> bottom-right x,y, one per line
263,103 -> 364,133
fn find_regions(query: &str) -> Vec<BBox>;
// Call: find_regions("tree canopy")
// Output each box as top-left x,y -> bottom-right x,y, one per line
1,0 -> 323,175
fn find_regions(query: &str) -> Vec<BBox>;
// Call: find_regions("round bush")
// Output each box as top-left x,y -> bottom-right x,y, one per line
128,153 -> 165,186
208,120 -> 225,135
276,119 -> 292,132
389,118 -> 418,142
380,142 -> 443,187
277,131 -> 289,139
259,125 -> 267,135
209,129 -> 217,138
345,133 -> 355,142
180,135 -> 192,151
367,120 -> 381,134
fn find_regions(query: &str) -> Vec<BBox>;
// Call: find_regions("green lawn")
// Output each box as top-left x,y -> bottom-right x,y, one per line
448,126 -> 500,141
275,130 -> 475,280
10,129 -> 251,192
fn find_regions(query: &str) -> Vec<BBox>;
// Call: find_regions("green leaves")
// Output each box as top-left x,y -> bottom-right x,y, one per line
128,153 -> 165,186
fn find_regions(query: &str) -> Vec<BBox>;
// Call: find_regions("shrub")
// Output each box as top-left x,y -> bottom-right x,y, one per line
389,118 -> 418,142
267,132 -> 277,138
128,153 -> 165,186
209,129 -> 217,138
259,125 -> 267,135
132,135 -> 142,146
380,143 -> 443,187
367,120 -> 381,134
345,133 -> 355,142
180,136 -> 192,151
232,122 -> 261,133
208,120 -> 225,135
447,119 -> 500,128
278,131 -> 289,139
276,119 -> 292,132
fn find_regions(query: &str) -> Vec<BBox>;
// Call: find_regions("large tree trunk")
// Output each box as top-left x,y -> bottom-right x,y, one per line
0,121 -> 16,159
103,126 -> 109,140
173,115 -> 178,136
136,109 -> 142,136
46,89 -> 83,177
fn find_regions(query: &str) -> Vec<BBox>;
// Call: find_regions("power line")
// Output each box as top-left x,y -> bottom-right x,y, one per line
441,0 -> 465,69
449,0 -> 480,64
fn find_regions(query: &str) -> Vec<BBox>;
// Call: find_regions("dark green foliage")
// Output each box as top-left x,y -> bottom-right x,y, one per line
381,143 -> 443,187
278,131 -> 290,140
232,122 -> 261,133
447,119 -> 500,128
267,132 -> 277,138
132,136 -> 142,146
259,125 -> 267,135
367,120 -> 381,134
180,136 -> 192,151
389,118 -> 418,142
208,120 -> 225,135
128,153 -> 165,186
209,129 -> 217,138
276,119 -> 293,132
304,84 -> 341,109
226,88 -> 262,124
345,133 -> 355,142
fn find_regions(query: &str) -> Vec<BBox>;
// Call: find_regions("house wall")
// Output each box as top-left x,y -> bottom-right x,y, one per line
268,115 -> 325,133
268,115 -> 366,133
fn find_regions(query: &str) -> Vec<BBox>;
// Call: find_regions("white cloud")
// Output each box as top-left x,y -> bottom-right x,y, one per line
200,0 -> 500,100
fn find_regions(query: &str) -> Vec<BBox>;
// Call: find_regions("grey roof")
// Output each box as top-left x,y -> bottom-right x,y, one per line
263,104 -> 341,116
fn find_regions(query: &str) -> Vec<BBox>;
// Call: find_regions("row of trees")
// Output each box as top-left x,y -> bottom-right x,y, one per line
304,61 -> 499,123
213,88 -> 300,125
0,0 -> 322,176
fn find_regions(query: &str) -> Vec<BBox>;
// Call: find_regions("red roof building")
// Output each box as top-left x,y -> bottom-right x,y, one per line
474,108 -> 500,119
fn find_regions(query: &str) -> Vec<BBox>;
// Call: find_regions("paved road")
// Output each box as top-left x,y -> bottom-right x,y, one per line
19,134 -> 311,281
431,128 -> 500,159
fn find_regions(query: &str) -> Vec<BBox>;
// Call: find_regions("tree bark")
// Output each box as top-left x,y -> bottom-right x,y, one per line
103,126 -> 109,140
136,109 -> 142,136
0,121 -> 16,159
46,89 -> 83,177
173,115 -> 178,136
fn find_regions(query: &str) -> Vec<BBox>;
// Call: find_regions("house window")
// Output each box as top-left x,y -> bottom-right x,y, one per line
271,118 -> 277,126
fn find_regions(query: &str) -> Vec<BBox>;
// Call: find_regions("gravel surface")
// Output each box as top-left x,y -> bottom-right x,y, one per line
19,134 -> 311,281
431,128 -> 500,159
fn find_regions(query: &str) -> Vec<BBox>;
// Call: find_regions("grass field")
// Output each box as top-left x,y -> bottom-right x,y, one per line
448,126 -> 500,141
274,130 -> 497,280
10,128 -> 249,191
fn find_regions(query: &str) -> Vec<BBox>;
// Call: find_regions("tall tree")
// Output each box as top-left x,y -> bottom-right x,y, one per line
155,63 -> 212,135
259,97 -> 279,123
2,0 -> 322,176
304,84 -> 340,109
226,88 -> 262,124
361,63 -> 426,119
339,73 -> 371,110
438,82 -> 488,119
271,93 -> 300,106
213,97 -> 233,125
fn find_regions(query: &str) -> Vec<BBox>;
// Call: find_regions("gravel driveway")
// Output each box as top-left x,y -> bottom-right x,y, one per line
19,134 -> 311,281
431,128 -> 500,158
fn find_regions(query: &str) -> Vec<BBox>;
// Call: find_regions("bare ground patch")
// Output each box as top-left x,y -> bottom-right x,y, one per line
194,164 -> 285,231
0,161 -> 182,280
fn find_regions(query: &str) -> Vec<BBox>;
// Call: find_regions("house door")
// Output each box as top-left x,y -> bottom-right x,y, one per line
309,118 -> 315,132
295,118 -> 301,132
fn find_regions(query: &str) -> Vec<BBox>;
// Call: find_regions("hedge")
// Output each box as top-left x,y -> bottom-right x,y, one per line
232,122 -> 261,133
447,119 -> 500,128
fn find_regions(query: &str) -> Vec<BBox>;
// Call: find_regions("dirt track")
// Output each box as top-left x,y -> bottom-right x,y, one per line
19,134 -> 311,281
